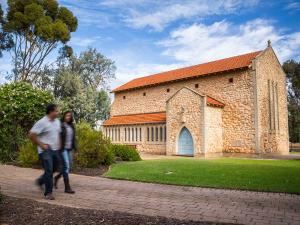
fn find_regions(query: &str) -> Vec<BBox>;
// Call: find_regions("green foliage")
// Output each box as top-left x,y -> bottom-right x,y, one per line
0,4 -> 14,57
75,122 -> 114,167
2,0 -> 77,82
18,140 -> 39,167
283,60 -> 300,143
110,144 -> 141,161
0,82 -> 53,162
51,48 -> 114,126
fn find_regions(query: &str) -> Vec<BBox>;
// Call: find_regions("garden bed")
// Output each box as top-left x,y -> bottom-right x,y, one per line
0,196 -> 231,225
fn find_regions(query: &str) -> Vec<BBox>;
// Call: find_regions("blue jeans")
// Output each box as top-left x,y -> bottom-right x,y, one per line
38,150 -> 60,196
61,149 -> 72,180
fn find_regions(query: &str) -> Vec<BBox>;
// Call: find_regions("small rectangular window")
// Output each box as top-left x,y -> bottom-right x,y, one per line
151,127 -> 154,141
125,128 -> 127,141
132,128 -> 134,142
167,88 -> 170,92
195,84 -> 199,88
136,127 -> 138,141
143,92 -> 146,96
147,127 -> 149,141
160,127 -> 163,141
123,96 -> 126,99
140,127 -> 142,141
128,128 -> 131,142
229,78 -> 233,83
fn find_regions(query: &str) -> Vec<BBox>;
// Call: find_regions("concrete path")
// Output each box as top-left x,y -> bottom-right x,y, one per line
0,165 -> 299,225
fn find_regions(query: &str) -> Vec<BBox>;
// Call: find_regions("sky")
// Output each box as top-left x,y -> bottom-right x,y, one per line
0,0 -> 300,89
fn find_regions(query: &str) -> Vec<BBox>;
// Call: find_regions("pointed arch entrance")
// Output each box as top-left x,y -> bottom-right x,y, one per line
178,127 -> 194,155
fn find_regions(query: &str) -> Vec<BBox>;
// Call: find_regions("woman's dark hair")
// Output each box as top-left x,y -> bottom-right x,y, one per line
46,104 -> 57,115
62,111 -> 74,125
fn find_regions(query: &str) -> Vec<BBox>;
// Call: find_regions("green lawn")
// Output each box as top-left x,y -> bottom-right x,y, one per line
105,158 -> 300,194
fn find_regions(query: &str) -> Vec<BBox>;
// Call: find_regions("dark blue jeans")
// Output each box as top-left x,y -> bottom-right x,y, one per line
38,150 -> 60,196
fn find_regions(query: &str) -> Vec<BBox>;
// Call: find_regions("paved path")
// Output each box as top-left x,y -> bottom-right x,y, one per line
0,165 -> 299,225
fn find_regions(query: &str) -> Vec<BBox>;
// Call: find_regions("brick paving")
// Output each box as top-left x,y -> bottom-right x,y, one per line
0,165 -> 299,225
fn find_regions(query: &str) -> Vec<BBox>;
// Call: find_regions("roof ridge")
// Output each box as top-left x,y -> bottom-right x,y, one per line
113,50 -> 263,93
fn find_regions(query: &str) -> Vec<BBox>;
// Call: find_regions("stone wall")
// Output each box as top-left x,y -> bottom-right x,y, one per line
255,47 -> 289,154
166,87 -> 204,156
205,106 -> 223,153
111,69 -> 256,153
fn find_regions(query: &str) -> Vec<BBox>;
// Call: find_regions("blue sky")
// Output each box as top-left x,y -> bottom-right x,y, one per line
0,0 -> 300,89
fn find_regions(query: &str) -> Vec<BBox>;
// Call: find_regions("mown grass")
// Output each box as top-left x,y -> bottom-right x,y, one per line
105,158 -> 300,194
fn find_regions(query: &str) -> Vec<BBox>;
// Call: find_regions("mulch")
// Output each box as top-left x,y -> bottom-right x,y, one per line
71,166 -> 109,176
0,196 -> 235,225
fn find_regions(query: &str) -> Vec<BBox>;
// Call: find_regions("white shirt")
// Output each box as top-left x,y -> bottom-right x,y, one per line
64,123 -> 73,149
30,116 -> 61,153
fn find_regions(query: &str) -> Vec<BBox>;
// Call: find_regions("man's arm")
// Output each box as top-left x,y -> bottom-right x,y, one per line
28,132 -> 48,150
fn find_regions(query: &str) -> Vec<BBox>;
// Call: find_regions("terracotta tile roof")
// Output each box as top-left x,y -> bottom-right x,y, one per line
207,96 -> 225,108
103,112 -> 166,126
113,51 -> 262,93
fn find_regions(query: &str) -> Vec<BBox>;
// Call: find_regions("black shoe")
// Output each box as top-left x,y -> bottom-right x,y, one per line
64,178 -> 75,194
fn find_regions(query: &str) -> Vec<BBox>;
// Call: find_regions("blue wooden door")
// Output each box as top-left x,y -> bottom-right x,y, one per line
178,127 -> 194,155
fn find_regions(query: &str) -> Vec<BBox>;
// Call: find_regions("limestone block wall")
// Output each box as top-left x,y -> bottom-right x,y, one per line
255,47 -> 289,154
166,88 -> 204,156
205,106 -> 223,153
111,69 -> 256,153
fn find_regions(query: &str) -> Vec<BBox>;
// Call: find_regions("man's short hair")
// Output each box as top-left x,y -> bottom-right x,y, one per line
46,104 -> 58,115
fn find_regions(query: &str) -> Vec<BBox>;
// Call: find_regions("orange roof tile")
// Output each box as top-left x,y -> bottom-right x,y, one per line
103,112 -> 166,126
207,96 -> 225,108
113,51 -> 262,93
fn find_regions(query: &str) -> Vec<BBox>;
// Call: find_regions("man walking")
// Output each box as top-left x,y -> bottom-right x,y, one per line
29,104 -> 61,200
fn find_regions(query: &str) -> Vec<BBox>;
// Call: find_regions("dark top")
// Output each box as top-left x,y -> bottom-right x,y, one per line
61,123 -> 77,151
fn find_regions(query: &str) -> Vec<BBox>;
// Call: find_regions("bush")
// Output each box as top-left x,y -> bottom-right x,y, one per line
0,82 -> 53,162
18,140 -> 39,167
75,122 -> 113,167
110,144 -> 141,161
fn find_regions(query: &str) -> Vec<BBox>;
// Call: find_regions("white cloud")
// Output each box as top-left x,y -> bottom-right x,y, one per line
285,2 -> 300,10
158,19 -> 300,64
69,36 -> 103,48
122,0 -> 259,31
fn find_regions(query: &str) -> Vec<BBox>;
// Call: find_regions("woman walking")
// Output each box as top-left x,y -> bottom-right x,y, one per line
54,111 -> 76,194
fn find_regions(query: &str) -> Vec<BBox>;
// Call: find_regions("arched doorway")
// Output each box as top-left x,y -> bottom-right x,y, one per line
178,127 -> 194,155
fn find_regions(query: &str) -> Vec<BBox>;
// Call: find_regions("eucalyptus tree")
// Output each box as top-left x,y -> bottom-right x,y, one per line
0,0 -> 77,82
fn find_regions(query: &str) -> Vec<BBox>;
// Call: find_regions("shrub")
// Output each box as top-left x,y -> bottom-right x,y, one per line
110,144 -> 141,161
75,122 -> 113,168
18,140 -> 39,167
0,82 -> 53,162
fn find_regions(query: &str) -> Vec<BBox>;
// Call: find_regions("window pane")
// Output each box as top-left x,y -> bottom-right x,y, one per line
147,128 -> 149,141
140,128 -> 142,141
151,127 -> 154,141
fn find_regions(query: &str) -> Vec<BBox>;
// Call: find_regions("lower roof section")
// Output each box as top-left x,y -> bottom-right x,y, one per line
103,112 -> 166,126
